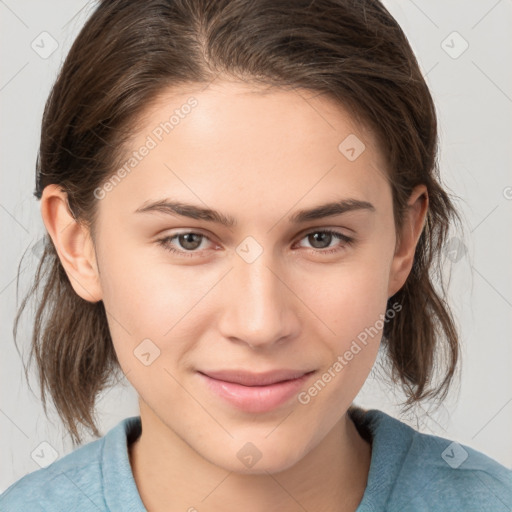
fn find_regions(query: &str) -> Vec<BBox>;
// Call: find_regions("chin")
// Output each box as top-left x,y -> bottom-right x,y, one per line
208,440 -> 306,476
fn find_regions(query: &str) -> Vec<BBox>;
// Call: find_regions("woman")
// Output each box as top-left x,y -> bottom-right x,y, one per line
2,0 -> 511,510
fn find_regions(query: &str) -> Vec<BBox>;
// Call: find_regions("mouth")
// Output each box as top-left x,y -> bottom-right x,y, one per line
197,369 -> 316,413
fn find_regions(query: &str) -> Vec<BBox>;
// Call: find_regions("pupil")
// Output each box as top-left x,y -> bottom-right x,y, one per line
180,233 -> 201,250
310,232 -> 331,249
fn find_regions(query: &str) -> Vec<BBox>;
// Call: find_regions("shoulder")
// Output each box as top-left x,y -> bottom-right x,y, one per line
0,440 -> 106,512
400,426 -> 512,510
0,416 -> 140,512
351,407 -> 512,511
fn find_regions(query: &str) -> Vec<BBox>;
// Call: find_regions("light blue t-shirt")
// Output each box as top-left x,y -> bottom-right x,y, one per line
1,407 -> 511,511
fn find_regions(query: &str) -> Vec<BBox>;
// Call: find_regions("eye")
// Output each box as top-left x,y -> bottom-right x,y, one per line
156,229 -> 354,258
156,232 -> 215,258
295,229 -> 354,255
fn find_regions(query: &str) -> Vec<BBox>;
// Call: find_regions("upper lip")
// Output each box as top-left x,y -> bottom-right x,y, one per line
199,369 -> 315,386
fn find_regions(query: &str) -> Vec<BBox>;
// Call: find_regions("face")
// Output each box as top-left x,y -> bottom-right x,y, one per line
54,80 -> 422,473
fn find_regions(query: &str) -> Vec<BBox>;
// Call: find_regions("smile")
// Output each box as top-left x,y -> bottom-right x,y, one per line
197,369 -> 317,413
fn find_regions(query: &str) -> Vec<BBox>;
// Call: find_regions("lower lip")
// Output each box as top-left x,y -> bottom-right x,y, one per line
198,372 -> 315,413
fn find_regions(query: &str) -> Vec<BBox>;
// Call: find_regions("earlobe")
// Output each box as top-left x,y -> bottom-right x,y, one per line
40,184 -> 102,303
387,185 -> 428,299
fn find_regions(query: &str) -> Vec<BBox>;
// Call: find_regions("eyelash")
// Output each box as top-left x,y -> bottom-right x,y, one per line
156,229 -> 354,258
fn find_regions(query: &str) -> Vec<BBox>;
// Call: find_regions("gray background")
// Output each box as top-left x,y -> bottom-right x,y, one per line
1,0 -> 511,492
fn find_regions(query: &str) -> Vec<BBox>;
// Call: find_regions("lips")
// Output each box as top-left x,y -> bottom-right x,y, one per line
197,368 -> 316,413
199,369 -> 314,386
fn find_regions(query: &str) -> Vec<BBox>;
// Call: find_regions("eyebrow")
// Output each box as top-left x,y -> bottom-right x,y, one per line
134,197 -> 375,227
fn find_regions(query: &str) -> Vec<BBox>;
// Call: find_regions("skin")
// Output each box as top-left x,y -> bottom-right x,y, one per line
40,79 -> 428,512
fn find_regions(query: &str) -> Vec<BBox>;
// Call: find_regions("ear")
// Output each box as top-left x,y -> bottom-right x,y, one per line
40,184 -> 103,303
387,184 -> 428,299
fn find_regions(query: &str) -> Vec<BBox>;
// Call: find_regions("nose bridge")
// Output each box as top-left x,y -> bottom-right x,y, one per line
219,243 -> 296,347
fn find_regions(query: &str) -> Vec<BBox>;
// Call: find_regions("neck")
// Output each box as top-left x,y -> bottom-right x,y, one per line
129,402 -> 371,512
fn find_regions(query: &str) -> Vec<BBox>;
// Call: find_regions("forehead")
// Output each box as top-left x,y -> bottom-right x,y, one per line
129,79 -> 382,164
136,79 -> 374,147
99,80 -> 390,222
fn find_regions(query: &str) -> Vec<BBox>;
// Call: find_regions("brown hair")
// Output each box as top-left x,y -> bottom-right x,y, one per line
14,0 -> 464,446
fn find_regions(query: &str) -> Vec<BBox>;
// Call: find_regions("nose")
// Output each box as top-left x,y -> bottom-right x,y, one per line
217,250 -> 300,350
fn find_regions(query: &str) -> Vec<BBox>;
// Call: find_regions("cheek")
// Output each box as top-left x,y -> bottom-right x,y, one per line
292,269 -> 389,441
98,236 -> 210,332
299,258 -> 391,343
97,241 -> 219,377
294,253 -> 392,403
